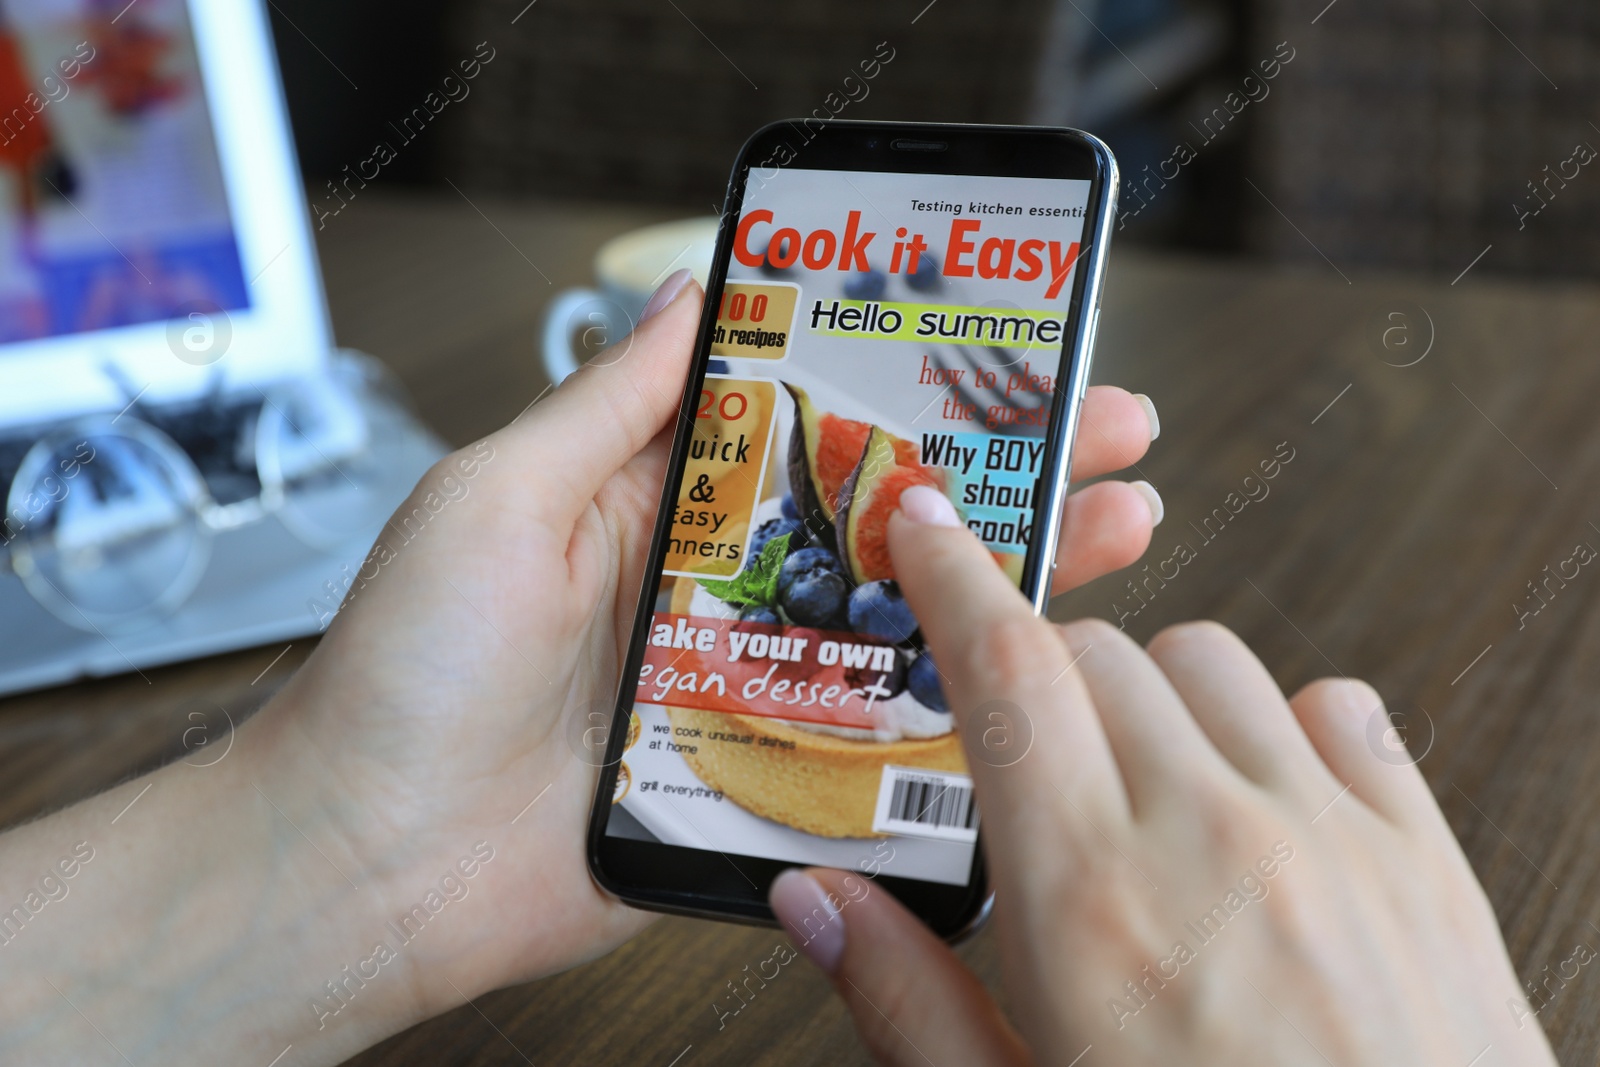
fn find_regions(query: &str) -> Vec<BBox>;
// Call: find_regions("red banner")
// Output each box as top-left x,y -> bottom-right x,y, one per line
637,613 -> 903,729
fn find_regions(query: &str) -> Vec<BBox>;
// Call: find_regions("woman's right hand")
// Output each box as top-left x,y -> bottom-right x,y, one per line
769,484 -> 1559,1066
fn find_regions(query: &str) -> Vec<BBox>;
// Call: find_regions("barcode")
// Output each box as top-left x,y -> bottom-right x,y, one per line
871,766 -> 979,843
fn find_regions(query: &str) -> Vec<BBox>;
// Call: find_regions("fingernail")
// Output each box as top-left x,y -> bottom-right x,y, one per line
770,869 -> 846,973
1133,393 -> 1160,441
1336,677 -> 1385,715
639,268 -> 694,325
898,484 -> 961,528
1131,480 -> 1163,526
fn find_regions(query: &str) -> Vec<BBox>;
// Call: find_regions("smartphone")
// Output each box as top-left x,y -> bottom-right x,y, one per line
587,120 -> 1118,938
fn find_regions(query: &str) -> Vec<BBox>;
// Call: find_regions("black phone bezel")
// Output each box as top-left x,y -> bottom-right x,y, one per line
586,119 -> 1116,941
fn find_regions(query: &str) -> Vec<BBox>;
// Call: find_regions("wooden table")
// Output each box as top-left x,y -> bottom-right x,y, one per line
4,192 -> 1599,1064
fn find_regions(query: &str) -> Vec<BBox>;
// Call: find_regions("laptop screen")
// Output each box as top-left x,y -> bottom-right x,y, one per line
0,0 -> 248,345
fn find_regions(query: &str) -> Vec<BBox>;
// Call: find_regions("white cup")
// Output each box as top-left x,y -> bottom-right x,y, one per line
540,217 -> 719,384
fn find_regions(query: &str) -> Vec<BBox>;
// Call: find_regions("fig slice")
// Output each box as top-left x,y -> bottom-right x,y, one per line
784,383 -> 923,546
782,383 -> 878,554
784,384 -> 838,540
834,426 -> 944,584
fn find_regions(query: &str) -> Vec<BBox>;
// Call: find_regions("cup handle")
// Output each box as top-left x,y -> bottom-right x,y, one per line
540,288 -> 613,386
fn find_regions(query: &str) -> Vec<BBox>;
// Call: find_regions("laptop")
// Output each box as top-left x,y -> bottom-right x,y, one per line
0,0 -> 444,696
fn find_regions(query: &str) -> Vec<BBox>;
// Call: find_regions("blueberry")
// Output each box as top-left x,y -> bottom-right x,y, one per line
881,653 -> 910,698
843,269 -> 887,301
779,546 -> 844,583
784,579 -> 848,628
780,493 -> 800,521
759,237 -> 797,277
739,605 -> 782,625
748,518 -> 806,565
906,254 -> 941,293
778,548 -> 849,627
847,580 -> 917,643
907,653 -> 948,712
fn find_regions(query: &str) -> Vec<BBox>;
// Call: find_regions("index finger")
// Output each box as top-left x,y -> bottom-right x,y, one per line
886,487 -> 1128,852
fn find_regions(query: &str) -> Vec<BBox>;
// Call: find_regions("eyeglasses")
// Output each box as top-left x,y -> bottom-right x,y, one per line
2,352 -> 418,634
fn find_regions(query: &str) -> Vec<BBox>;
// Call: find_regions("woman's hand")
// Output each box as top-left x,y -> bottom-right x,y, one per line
0,270 -> 1161,1066
770,487 -> 1559,1067
268,273 -> 1158,999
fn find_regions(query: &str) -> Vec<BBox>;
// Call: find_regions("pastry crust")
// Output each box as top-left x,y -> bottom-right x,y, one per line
665,577 -> 964,838
666,706 -> 964,837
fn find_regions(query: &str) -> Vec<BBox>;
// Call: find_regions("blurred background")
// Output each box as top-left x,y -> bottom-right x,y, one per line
8,4 -> 1600,1063
270,0 -> 1598,278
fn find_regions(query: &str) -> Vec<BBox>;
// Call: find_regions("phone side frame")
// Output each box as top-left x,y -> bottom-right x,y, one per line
1024,130 -> 1120,616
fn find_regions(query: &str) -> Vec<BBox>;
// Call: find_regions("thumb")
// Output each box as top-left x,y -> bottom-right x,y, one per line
770,868 -> 1030,1067
500,269 -> 702,525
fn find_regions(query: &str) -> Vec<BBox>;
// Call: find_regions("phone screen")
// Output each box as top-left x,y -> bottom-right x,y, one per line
596,130 -> 1105,909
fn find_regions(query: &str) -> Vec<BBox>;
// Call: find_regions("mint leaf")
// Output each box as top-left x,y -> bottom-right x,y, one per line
695,574 -> 763,608
697,533 -> 790,609
750,533 -> 790,602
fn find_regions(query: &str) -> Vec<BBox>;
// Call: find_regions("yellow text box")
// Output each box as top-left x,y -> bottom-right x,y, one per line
664,376 -> 778,578
710,282 -> 798,361
808,298 -> 1068,349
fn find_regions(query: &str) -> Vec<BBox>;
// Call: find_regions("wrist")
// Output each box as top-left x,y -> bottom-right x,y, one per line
230,683 -> 444,1050
0,687 -> 433,1066
252,671 -> 525,1025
